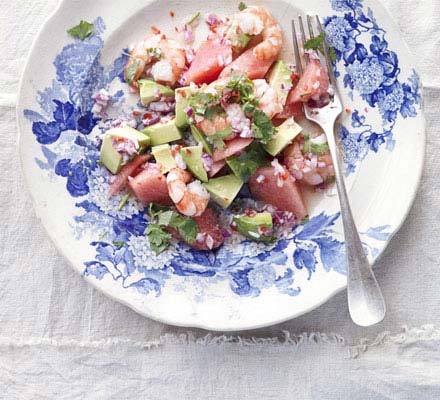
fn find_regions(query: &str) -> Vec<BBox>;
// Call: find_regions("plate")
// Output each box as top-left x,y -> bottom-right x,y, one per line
17,0 -> 425,330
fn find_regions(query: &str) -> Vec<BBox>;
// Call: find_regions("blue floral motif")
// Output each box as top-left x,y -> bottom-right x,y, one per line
24,7 -> 398,300
325,0 -> 421,174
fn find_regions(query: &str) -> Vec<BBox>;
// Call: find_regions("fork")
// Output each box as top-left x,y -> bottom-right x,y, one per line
291,16 -> 386,326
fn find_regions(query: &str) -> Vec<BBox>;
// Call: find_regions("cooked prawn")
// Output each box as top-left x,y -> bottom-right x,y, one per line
167,168 -> 210,217
197,115 -> 231,136
253,79 -> 283,119
284,139 -> 335,186
125,34 -> 186,89
233,6 -> 282,60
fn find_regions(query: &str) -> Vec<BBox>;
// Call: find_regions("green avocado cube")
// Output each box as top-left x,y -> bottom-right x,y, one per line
233,212 -> 274,241
263,117 -> 302,156
106,126 -> 151,146
175,87 -> 192,129
151,144 -> 176,173
100,126 -> 150,174
143,118 -> 182,146
268,60 -> 293,106
100,135 -> 123,174
190,125 -> 213,155
203,174 -> 243,209
180,144 -> 208,182
138,79 -> 174,106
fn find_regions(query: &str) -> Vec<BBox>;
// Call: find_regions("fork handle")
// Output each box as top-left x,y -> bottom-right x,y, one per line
322,121 -> 386,326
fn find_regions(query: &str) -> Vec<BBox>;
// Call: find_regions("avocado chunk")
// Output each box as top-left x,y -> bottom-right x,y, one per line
100,135 -> 123,174
138,79 -> 174,106
268,60 -> 293,107
190,125 -> 213,155
143,118 -> 182,146
100,126 -> 150,174
263,117 -> 302,156
175,87 -> 192,129
203,174 -> 243,208
106,126 -> 151,146
180,144 -> 208,182
233,212 -> 274,241
225,26 -> 251,54
152,144 -> 177,173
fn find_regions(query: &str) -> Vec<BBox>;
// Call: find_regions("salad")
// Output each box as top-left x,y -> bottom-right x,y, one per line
95,3 -> 335,253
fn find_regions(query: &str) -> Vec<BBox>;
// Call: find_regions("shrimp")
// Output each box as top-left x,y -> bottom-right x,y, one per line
233,6 -> 282,61
125,34 -> 186,89
197,115 -> 230,136
167,168 -> 210,217
253,79 -> 283,119
284,139 -> 335,186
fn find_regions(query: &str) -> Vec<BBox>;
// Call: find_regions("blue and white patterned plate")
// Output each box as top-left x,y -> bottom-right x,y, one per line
17,0 -> 425,330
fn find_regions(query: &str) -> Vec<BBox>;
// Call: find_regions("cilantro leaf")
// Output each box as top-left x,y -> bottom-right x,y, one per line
147,47 -> 162,59
227,142 -> 269,182
304,32 -> 337,63
148,203 -> 170,219
238,2 -> 247,11
124,60 -> 140,85
145,223 -> 172,255
187,11 -> 201,25
67,20 -> 94,41
252,110 -> 276,144
188,92 -> 220,116
301,132 -> 330,155
153,208 -> 198,244
170,215 -> 198,244
226,74 -> 258,108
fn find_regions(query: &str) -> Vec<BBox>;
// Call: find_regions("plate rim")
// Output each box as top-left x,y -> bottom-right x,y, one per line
16,0 -> 426,331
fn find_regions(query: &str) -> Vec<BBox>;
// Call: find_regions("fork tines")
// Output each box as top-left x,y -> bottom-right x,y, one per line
291,15 -> 336,87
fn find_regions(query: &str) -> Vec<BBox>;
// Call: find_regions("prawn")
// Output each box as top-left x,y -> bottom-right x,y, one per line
253,79 -> 283,119
233,6 -> 282,61
197,114 -> 231,136
284,139 -> 335,186
167,168 -> 210,217
125,34 -> 186,89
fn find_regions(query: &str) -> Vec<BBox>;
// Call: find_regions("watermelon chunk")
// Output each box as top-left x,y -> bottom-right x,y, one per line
108,154 -> 150,198
184,39 -> 232,85
219,47 -> 276,80
249,166 -> 307,219
128,164 -> 173,206
208,160 -> 226,178
212,138 -> 253,162
288,59 -> 329,104
168,207 -> 224,251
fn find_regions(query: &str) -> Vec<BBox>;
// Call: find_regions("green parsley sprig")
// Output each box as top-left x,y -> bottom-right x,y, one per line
67,20 -> 94,41
304,32 -> 337,63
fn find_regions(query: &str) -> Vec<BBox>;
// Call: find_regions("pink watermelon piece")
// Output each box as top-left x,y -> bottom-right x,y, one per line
208,160 -> 226,178
127,164 -> 173,206
219,47 -> 276,80
212,138 -> 253,162
108,154 -> 150,198
249,166 -> 308,219
288,59 -> 329,104
185,39 -> 232,84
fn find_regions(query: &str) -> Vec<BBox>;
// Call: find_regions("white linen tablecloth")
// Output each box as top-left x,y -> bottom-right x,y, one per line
1,0 -> 440,398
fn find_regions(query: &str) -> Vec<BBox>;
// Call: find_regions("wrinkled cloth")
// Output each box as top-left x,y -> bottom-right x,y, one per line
1,0 -> 440,398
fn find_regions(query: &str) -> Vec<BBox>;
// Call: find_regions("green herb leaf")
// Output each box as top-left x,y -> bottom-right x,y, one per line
117,193 -> 130,211
157,210 -> 176,227
187,11 -> 201,25
238,2 -> 247,11
227,142 -> 269,182
124,60 -> 140,85
67,20 -> 94,41
145,223 -> 172,254
226,74 -> 258,108
304,31 -> 337,64
147,47 -> 162,59
252,110 -> 276,144
148,203 -> 170,219
170,215 -> 198,244
188,91 -> 220,116
301,132 -> 330,155
112,240 -> 126,247
300,216 -> 310,225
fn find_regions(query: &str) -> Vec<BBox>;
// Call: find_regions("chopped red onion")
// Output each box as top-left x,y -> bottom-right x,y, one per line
142,115 -> 161,126
201,153 -> 213,172
206,13 -> 221,27
221,228 -> 232,238
184,106 -> 194,116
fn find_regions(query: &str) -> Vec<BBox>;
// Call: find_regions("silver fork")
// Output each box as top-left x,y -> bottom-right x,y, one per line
291,16 -> 386,326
